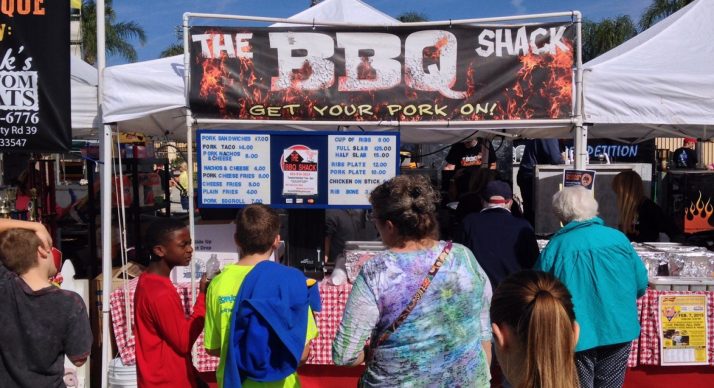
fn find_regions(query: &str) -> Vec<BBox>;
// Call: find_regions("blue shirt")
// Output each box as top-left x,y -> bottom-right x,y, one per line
535,217 -> 648,352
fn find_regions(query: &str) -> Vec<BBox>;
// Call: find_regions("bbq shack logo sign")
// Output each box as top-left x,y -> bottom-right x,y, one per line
189,24 -> 575,122
0,0 -> 70,151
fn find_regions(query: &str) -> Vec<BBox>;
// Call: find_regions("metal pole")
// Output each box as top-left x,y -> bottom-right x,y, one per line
573,11 -> 587,170
195,118 -> 574,128
185,10 -> 578,27
96,0 -> 112,386
183,13 -> 197,305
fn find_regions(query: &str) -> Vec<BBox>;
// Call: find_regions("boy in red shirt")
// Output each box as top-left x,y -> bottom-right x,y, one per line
134,218 -> 207,388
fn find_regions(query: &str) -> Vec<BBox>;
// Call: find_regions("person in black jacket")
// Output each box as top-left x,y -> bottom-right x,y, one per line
672,138 -> 698,169
461,181 -> 539,288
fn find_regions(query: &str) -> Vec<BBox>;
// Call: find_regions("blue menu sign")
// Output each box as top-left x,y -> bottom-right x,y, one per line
197,130 -> 399,208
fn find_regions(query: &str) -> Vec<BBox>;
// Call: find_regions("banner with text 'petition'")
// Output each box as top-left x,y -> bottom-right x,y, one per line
189,23 -> 574,123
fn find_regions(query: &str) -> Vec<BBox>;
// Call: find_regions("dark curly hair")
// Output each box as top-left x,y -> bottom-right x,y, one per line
145,218 -> 187,261
369,174 -> 440,247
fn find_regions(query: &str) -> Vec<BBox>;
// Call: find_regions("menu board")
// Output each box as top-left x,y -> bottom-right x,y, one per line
328,135 -> 398,205
198,133 -> 272,205
197,130 -> 399,208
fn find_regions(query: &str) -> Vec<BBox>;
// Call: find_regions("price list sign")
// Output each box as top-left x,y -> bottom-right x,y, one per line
327,134 -> 398,205
198,133 -> 271,205
197,130 -> 399,208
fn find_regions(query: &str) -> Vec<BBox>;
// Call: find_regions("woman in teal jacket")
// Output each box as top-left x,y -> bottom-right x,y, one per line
535,186 -> 648,388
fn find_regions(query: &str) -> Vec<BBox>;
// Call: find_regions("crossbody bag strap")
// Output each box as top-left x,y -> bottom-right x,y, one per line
373,240 -> 453,349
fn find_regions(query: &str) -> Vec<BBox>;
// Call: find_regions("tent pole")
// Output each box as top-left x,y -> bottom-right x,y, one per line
573,11 -> 587,170
185,10 -> 578,27
183,13 -> 197,305
96,0 -> 112,386
194,118 -> 573,128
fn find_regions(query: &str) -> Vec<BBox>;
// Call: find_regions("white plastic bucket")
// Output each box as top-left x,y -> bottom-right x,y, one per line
107,357 -> 137,388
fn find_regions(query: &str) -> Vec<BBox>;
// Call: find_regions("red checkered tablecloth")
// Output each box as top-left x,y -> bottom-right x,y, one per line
307,285 -> 714,367
307,280 -> 354,365
628,288 -> 714,367
109,279 -> 219,372
112,281 -> 714,370
109,277 -> 354,370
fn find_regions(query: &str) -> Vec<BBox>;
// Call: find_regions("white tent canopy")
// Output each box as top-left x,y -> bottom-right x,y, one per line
103,55 -> 187,138
583,0 -> 714,141
102,0 -> 577,143
70,55 -> 100,138
102,0 -> 402,141
270,0 -> 398,27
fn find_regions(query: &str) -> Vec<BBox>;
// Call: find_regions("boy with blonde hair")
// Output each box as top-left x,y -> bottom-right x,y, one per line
205,204 -> 318,387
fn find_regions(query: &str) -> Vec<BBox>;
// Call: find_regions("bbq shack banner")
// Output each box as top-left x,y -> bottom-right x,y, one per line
0,0 -> 71,152
189,23 -> 575,122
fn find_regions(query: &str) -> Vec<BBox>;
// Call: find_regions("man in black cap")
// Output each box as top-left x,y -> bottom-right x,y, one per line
460,181 -> 539,288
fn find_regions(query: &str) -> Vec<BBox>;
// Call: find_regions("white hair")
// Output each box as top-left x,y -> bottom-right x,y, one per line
552,186 -> 598,223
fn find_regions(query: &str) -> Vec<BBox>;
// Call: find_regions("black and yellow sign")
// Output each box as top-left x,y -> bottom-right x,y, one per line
659,294 -> 709,366
0,0 -> 71,152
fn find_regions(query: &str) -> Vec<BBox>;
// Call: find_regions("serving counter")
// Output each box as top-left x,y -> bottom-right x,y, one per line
109,242 -> 714,387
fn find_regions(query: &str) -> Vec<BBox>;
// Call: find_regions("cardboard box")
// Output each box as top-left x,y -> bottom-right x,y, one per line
89,262 -> 144,388
89,262 -> 144,345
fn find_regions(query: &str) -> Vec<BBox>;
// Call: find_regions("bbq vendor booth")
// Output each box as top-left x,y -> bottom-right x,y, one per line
180,8 -> 585,267
102,4 -> 587,386
101,1 -> 707,386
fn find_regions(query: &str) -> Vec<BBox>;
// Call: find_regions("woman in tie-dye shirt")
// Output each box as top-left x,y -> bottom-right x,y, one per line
332,175 -> 493,387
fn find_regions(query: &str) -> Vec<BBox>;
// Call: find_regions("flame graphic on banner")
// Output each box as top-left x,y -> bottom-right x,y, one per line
199,52 -> 229,113
684,191 -> 714,233
193,28 -> 574,121
493,40 -> 574,120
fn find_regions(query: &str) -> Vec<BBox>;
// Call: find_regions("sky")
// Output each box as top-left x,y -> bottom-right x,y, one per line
110,0 -> 652,65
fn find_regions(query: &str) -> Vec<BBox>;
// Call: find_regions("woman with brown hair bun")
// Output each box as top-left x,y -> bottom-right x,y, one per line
332,174 -> 493,387
490,270 -> 580,388
612,170 -> 677,242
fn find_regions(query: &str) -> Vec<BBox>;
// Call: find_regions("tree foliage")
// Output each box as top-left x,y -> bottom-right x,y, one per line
397,12 -> 428,22
160,43 -> 184,58
639,0 -> 694,30
582,15 -> 638,62
81,0 -> 147,64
